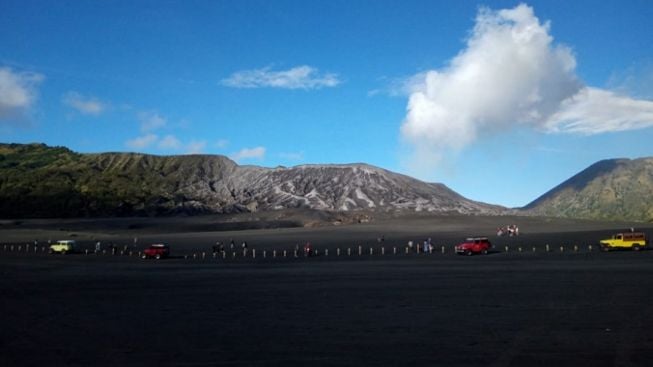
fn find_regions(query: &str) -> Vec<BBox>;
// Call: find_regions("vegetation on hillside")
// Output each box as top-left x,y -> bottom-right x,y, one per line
2,143 -> 651,221
523,158 -> 653,222
0,143 -> 234,217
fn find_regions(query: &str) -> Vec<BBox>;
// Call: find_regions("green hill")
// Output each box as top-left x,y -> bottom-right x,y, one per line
522,158 -> 653,222
0,143 -> 238,217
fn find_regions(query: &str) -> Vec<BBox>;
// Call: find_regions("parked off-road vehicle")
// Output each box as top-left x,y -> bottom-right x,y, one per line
600,232 -> 647,251
142,244 -> 170,259
455,237 -> 491,256
49,240 -> 76,254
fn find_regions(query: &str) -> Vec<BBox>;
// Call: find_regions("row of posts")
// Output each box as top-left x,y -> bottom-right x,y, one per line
0,244 -> 137,256
1,242 -> 599,259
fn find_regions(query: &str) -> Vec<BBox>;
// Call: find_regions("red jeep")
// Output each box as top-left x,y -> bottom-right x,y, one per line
142,244 -> 170,259
455,237 -> 491,256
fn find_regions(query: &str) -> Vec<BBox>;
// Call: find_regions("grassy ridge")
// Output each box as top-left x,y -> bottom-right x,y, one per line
523,158 -> 653,222
0,143 -> 234,217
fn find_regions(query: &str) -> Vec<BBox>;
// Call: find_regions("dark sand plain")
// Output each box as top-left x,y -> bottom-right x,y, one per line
2,214 -> 653,366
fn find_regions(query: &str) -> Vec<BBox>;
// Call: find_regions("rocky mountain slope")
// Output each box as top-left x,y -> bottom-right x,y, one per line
0,143 -> 503,218
522,158 -> 653,222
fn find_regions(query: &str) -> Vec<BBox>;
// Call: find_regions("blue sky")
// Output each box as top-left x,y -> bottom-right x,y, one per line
1,0 -> 652,207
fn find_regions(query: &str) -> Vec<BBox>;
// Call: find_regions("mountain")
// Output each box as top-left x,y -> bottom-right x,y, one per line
0,143 -> 503,218
522,158 -> 653,222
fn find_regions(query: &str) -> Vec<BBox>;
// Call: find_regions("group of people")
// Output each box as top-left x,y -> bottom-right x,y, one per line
212,238 -> 248,254
497,225 -> 520,237
94,241 -> 129,253
407,238 -> 433,253
212,239 -> 317,256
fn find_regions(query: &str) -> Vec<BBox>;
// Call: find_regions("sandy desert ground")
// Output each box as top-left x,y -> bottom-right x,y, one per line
2,214 -> 653,366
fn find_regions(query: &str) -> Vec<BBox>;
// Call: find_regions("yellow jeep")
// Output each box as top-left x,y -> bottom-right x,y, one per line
600,232 -> 647,251
49,240 -> 77,254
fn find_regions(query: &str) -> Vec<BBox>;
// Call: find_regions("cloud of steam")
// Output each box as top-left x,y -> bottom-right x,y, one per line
400,4 -> 653,173
0,67 -> 44,121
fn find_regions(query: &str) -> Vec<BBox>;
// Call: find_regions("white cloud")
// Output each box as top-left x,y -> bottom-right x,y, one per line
158,134 -> 182,150
0,67 -> 44,121
221,65 -> 341,90
546,87 -> 653,134
138,111 -> 167,132
62,92 -> 106,115
126,134 -> 158,150
230,146 -> 266,162
400,4 -> 653,174
126,134 -> 208,154
185,140 -> 206,154
215,139 -> 229,149
279,151 -> 304,161
606,62 -> 653,99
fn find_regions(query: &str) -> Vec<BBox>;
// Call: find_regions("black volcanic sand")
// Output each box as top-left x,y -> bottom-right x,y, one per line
2,215 -> 653,367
